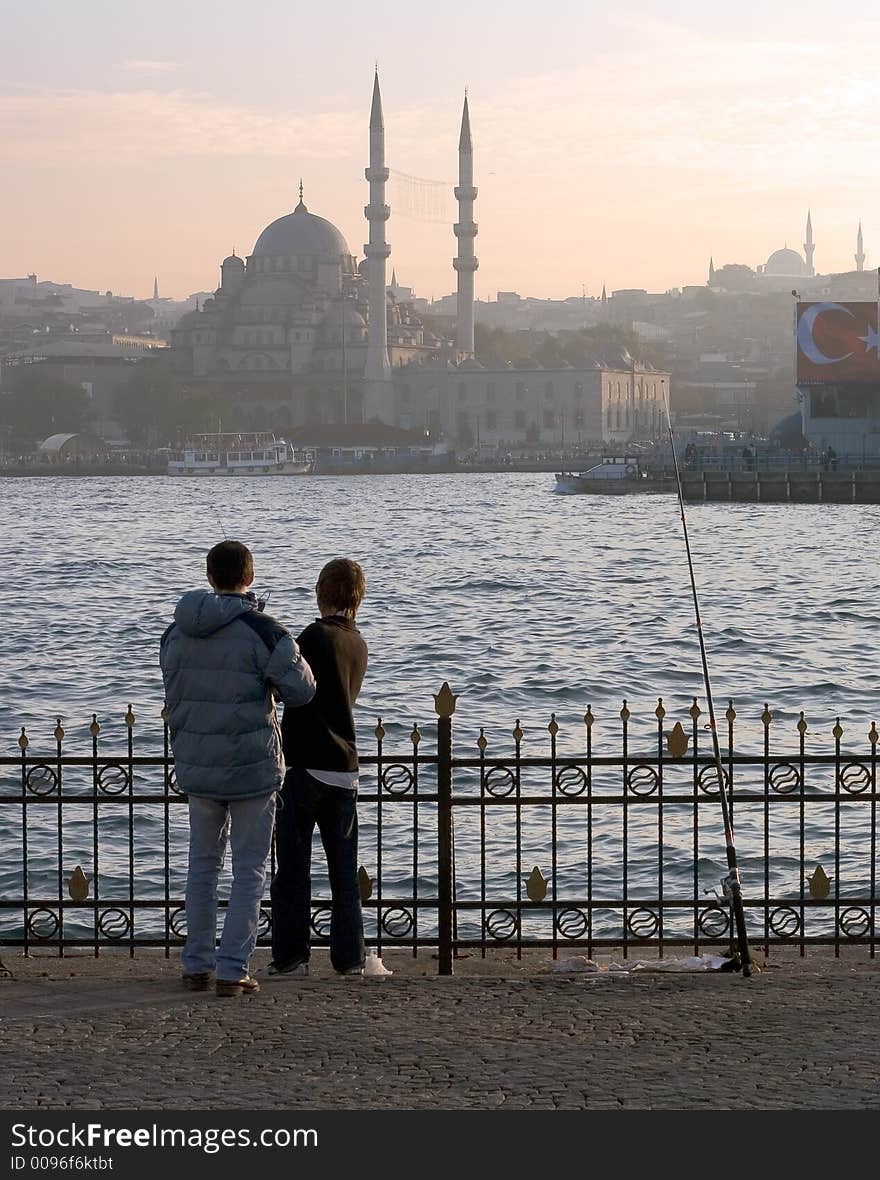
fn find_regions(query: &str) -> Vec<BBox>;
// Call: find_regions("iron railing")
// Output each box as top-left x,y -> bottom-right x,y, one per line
1,685 -> 876,973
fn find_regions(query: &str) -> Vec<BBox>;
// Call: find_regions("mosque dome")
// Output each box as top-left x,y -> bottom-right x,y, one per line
253,197 -> 351,259
764,247 -> 805,276
222,253 -> 244,269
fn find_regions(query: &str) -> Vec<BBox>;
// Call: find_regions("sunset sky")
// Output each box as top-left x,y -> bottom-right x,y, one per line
3,0 -> 878,302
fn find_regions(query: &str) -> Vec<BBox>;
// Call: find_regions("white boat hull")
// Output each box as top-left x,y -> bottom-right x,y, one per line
168,462 -> 312,476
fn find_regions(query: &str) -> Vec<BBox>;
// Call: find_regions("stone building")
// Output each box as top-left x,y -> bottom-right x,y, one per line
398,355 -> 670,449
170,74 -> 669,448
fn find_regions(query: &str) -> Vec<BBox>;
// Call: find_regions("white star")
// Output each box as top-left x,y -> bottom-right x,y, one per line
858,325 -> 880,355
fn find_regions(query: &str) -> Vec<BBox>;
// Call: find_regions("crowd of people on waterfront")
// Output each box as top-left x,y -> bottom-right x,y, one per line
0,449 -> 162,470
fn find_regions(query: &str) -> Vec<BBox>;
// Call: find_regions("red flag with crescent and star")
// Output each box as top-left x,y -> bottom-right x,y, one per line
796,302 -> 880,384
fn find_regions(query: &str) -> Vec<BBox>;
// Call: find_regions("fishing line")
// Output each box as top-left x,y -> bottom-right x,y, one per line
662,393 -> 753,978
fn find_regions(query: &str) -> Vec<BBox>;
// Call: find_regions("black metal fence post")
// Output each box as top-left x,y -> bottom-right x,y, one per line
434,681 -> 457,976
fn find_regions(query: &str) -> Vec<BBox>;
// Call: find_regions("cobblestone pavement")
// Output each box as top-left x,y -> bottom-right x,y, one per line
1,952 -> 878,1110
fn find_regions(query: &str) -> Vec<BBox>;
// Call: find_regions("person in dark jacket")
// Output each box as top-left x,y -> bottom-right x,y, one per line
267,558 -> 368,977
160,540 -> 315,997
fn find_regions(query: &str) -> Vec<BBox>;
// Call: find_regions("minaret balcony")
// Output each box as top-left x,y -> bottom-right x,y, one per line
454,222 -> 478,238
365,166 -> 390,183
453,257 -> 479,272
454,186 -> 478,201
364,242 -> 392,259
364,203 -> 391,221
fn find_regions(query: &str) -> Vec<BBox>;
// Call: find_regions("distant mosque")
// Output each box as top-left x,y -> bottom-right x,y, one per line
708,211 -> 870,290
170,73 -> 670,448
170,73 -> 478,430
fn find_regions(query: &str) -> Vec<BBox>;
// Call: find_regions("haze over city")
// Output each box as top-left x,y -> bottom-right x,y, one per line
3,0 -> 879,301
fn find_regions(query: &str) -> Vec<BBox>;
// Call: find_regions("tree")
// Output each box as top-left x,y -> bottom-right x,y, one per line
712,264 -> 758,292
0,367 -> 92,446
115,361 -> 185,443
474,324 -> 531,366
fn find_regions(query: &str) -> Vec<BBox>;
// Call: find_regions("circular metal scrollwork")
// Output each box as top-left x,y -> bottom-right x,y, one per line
168,907 -> 187,938
555,765 -> 588,797
769,905 -> 801,937
555,908 -> 589,939
627,764 -> 659,797
310,906 -> 333,938
769,762 -> 801,795
27,908 -> 60,940
257,907 -> 272,938
697,764 -> 730,796
26,763 -> 58,796
626,907 -> 659,939
839,763 -> 871,795
485,909 -> 518,941
485,766 -> 516,797
381,764 -> 415,796
165,766 -> 184,796
381,906 -> 414,938
698,905 -> 730,939
839,907 -> 871,938
97,762 -> 131,796
98,908 -> 131,941
25,910 -> 59,939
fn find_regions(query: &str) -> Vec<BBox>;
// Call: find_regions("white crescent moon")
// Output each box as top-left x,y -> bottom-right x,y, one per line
797,302 -> 854,366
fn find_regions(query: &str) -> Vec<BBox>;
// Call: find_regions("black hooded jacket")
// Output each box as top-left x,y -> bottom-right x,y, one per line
281,616 -> 368,771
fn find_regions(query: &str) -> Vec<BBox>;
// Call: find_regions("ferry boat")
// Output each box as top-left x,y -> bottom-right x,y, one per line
554,454 -> 663,494
166,432 -> 314,476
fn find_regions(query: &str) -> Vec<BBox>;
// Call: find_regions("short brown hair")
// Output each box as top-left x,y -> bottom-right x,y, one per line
316,558 -> 366,616
206,540 -> 254,591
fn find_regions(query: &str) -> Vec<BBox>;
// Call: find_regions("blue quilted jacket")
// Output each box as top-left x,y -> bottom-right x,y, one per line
160,590 -> 316,800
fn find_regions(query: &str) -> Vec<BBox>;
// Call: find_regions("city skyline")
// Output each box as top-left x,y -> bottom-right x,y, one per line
3,1 -> 879,300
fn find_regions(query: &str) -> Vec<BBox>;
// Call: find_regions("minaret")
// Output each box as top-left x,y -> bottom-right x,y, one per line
153,276 -> 159,302
363,70 -> 393,424
708,257 -> 715,285
454,94 -> 478,357
804,210 -> 815,276
855,221 -> 865,272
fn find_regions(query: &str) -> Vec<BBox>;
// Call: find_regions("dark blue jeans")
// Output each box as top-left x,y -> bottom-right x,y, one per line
270,767 -> 364,972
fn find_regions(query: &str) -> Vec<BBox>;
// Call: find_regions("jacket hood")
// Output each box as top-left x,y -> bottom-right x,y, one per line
174,590 -> 256,638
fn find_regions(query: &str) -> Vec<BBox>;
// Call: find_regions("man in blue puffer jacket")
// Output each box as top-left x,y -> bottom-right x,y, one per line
160,540 -> 315,997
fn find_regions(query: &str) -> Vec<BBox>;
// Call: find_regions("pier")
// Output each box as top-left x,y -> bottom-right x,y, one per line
679,467 -> 880,503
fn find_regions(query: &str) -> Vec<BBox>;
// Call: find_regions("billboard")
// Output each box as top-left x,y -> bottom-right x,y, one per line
796,302 -> 880,384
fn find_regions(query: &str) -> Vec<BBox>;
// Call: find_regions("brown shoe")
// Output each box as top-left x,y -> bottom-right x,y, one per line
182,972 -> 211,992
216,975 -> 260,998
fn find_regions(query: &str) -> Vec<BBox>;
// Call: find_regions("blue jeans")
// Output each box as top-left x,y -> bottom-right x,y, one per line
270,767 -> 364,972
182,792 -> 276,981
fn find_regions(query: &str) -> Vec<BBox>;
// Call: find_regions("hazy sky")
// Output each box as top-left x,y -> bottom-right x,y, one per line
3,1 -> 878,301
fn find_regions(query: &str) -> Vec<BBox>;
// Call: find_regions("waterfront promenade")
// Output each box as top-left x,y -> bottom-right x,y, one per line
2,950 -> 877,1110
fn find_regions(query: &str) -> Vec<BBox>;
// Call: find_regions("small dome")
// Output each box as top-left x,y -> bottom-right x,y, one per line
764,247 -> 805,276
222,253 -> 244,269
253,198 -> 351,260
324,302 -> 366,330
457,357 -> 485,370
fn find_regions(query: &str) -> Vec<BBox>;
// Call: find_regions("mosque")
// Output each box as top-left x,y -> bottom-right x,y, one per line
170,74 -> 472,431
171,74 -> 668,448
708,212 -> 871,291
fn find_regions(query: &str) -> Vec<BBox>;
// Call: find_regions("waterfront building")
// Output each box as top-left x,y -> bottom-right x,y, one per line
169,76 -> 667,449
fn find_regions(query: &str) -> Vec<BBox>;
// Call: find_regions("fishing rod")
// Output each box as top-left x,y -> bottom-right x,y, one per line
663,394 -> 753,978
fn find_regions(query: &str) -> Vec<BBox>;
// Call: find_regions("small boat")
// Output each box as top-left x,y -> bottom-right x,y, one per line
166,432 -> 314,476
554,454 -> 657,494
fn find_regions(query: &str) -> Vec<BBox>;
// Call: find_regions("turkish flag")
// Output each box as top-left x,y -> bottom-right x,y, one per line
796,302 -> 880,384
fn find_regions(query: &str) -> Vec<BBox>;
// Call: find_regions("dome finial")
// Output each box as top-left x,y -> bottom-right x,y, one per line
295,178 -> 307,213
